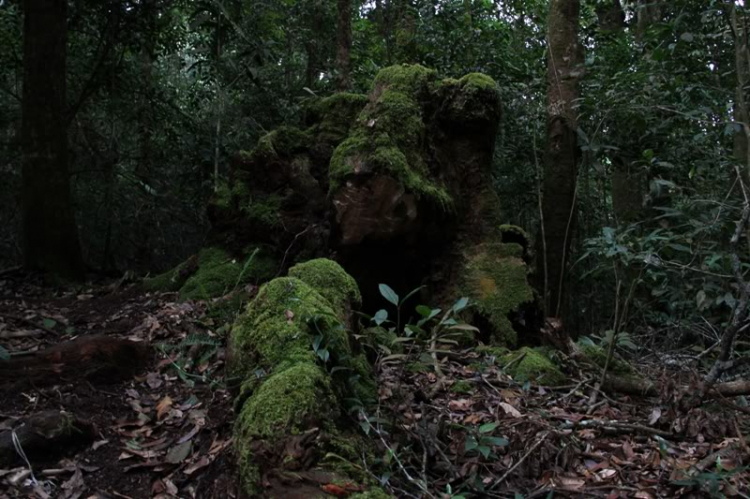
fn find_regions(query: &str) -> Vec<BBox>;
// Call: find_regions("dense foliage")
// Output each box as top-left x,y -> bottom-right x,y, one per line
1,0 -> 748,342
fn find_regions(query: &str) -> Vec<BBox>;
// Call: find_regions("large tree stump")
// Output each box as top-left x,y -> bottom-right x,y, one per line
200,65 -> 542,346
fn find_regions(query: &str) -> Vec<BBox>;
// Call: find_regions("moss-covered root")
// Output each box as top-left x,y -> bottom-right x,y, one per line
501,347 -> 566,386
288,258 -> 362,310
144,247 -> 277,301
230,259 -> 382,496
229,277 -> 341,378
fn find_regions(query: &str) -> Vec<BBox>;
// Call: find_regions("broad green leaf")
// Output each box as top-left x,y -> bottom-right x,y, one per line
42,318 -> 57,329
379,284 -> 399,306
374,309 -> 388,326
479,422 -> 498,434
452,297 -> 469,312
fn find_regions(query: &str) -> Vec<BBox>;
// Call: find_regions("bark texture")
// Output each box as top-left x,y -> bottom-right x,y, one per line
335,0 -> 352,91
21,0 -> 84,279
538,0 -> 583,318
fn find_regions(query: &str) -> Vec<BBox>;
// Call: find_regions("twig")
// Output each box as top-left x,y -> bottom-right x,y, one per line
2,313 -> 59,336
274,225 -> 315,277
360,410 -> 437,499
489,432 -> 549,490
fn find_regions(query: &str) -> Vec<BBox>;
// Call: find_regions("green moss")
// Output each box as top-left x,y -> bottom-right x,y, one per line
236,362 -> 337,438
347,354 -> 378,404
578,343 -> 634,375
308,93 -> 368,143
361,91 -> 423,149
234,362 -> 338,495
501,347 -> 566,386
213,181 -> 233,209
475,345 -> 510,359
144,263 -> 186,293
241,194 -> 282,229
288,258 -> 362,310
179,247 -> 276,301
461,244 -> 535,346
252,126 -> 310,161
229,277 -> 346,377
349,490 -> 392,499
329,130 -> 452,207
178,248 -> 233,299
450,380 -> 473,394
458,72 -> 497,91
373,64 -> 437,95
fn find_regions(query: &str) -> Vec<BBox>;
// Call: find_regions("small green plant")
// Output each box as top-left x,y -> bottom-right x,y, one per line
672,460 -> 748,498
157,333 -> 223,387
463,422 -> 509,459
0,345 -> 8,361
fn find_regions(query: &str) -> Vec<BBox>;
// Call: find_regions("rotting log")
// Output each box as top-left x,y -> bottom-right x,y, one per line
0,411 -> 96,467
603,374 -> 750,399
0,335 -> 150,388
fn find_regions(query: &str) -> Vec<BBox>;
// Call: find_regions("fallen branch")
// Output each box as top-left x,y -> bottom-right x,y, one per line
603,374 -> 750,398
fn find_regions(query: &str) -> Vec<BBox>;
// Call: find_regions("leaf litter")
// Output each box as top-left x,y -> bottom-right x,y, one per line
0,271 -> 237,498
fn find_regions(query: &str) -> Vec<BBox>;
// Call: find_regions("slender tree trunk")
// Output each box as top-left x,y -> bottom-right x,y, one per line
336,0 -> 353,91
21,0 -> 84,279
635,0 -> 663,43
729,2 -> 750,180
538,0 -> 583,318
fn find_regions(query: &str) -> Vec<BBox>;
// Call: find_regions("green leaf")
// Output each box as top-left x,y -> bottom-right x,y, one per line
483,436 -> 509,447
379,284 -> 399,306
0,345 -> 8,361
374,309 -> 388,326
452,297 -> 469,312
479,422 -> 498,434
416,305 -> 432,317
312,334 -> 324,352
42,318 -> 57,329
464,435 -> 478,452
478,445 -> 491,458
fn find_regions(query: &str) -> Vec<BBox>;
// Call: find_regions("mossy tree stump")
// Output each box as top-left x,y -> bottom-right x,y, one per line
229,259 -> 379,497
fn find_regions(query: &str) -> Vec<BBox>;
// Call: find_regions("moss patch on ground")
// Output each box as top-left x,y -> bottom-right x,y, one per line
179,247 -> 276,301
501,347 -> 566,386
578,342 -> 634,375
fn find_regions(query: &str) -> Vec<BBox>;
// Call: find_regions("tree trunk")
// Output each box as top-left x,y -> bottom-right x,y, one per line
729,2 -> 750,180
335,0 -> 353,91
538,0 -> 583,319
635,0 -> 663,43
21,0 -> 84,280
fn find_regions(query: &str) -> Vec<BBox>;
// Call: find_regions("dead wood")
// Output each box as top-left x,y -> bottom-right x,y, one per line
0,411 -> 96,467
603,374 -> 750,398
0,334 -> 151,388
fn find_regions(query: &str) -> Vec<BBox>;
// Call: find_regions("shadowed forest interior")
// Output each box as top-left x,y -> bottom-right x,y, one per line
2,0 -> 750,497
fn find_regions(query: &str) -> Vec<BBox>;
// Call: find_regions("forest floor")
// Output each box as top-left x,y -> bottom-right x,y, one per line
0,271 -> 748,498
